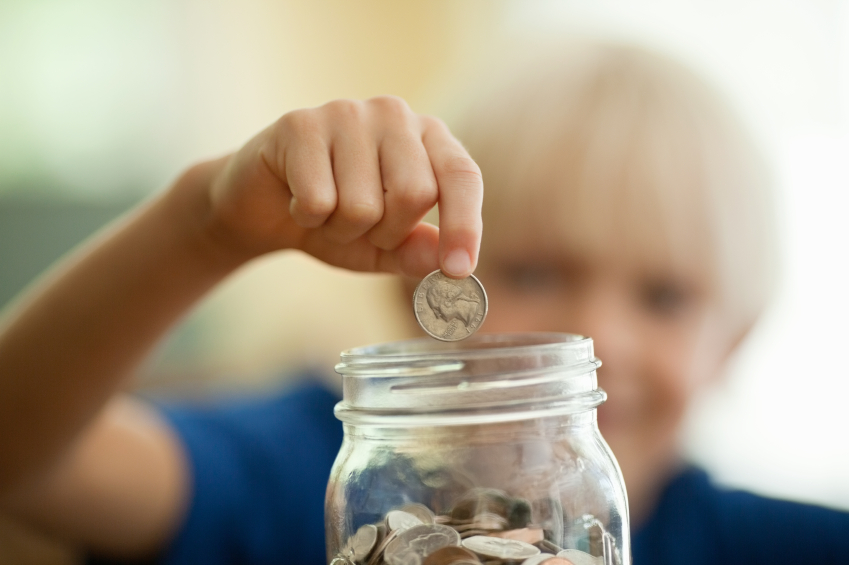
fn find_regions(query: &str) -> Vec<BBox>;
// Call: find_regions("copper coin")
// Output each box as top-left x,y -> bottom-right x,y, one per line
422,545 -> 480,565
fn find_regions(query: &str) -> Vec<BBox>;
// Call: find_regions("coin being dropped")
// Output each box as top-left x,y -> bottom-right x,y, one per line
413,270 -> 487,341
462,535 -> 540,560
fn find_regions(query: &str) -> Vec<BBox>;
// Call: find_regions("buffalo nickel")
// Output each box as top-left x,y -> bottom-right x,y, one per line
413,270 -> 487,341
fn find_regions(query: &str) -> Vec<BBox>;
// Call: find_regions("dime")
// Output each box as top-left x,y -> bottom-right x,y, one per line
462,535 -> 540,560
348,524 -> 380,562
386,510 -> 425,533
556,549 -> 601,565
384,524 -> 462,565
422,546 -> 480,565
413,270 -> 487,341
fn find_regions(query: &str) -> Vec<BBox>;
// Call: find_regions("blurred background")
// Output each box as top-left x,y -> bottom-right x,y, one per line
1,0 -> 848,511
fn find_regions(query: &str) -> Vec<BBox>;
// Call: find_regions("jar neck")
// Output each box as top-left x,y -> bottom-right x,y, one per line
334,333 -> 604,428
342,410 -> 599,441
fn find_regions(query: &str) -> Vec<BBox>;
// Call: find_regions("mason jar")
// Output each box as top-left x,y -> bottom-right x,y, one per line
326,333 -> 629,565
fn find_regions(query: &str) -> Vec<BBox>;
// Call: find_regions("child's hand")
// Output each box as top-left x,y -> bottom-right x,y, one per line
204,96 -> 483,279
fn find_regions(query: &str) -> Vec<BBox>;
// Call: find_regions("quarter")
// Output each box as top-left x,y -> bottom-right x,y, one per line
413,270 -> 488,341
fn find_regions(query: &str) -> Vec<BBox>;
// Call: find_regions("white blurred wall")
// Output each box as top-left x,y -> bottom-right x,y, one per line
2,0 -> 848,511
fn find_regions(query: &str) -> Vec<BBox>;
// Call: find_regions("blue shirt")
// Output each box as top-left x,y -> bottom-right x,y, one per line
152,382 -> 849,565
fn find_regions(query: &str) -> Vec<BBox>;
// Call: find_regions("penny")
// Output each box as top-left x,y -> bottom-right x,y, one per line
384,524 -> 461,565
556,549 -> 601,565
462,535 -> 540,560
422,546 -> 480,565
348,524 -> 380,561
386,510 -> 425,533
413,270 -> 488,341
540,559 -> 575,565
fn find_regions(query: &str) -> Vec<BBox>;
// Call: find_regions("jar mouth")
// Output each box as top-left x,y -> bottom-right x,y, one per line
340,332 -> 591,362
335,332 -> 603,426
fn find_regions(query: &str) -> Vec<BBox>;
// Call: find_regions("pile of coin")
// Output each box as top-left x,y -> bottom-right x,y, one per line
330,489 -> 609,565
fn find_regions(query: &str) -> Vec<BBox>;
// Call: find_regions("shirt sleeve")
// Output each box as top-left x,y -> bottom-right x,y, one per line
154,382 -> 343,565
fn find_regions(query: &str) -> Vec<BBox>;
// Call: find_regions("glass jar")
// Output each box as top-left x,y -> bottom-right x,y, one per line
326,333 -> 629,565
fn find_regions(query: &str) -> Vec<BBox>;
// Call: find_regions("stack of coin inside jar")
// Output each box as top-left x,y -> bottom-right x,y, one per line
330,488 -> 613,565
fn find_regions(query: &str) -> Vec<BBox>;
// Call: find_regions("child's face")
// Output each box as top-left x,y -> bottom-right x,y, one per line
475,230 -> 738,518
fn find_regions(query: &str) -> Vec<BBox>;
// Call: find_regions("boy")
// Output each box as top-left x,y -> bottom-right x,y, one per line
2,42 -> 849,565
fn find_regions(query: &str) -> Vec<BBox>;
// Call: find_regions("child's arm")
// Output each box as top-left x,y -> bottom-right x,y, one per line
0,97 -> 483,556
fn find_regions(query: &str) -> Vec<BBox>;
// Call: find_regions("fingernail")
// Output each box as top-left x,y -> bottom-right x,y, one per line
443,249 -> 471,277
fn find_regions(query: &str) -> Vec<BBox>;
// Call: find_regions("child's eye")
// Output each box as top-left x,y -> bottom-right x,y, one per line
640,281 -> 692,317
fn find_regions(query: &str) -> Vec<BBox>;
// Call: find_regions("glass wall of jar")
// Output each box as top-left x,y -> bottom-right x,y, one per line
327,333 -> 629,565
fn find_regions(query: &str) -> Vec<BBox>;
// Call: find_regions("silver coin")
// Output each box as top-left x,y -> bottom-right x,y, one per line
384,524 -> 462,565
462,535 -> 540,560
521,554 -> 557,565
491,527 -> 544,544
348,524 -> 380,561
556,549 -> 601,565
367,529 -> 397,565
400,503 -> 436,525
386,510 -> 425,532
330,556 -> 356,565
413,270 -> 487,341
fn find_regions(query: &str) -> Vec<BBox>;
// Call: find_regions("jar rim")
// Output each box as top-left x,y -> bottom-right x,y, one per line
339,332 -> 591,365
334,333 -> 603,425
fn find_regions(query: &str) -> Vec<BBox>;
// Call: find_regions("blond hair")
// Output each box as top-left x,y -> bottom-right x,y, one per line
454,42 -> 776,334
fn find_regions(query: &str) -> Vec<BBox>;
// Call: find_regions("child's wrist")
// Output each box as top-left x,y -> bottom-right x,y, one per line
166,157 -> 255,275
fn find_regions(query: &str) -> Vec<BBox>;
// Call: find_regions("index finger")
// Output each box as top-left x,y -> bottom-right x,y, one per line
420,116 -> 483,279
